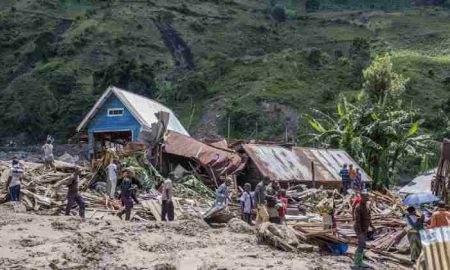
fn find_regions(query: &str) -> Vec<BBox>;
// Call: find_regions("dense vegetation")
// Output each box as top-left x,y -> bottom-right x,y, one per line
2,0 -> 450,182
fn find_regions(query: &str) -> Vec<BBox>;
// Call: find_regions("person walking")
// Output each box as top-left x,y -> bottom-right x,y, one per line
7,158 -> 24,205
405,206 -> 424,263
64,167 -> 85,220
353,190 -> 374,268
161,174 -> 175,222
255,177 -> 270,224
106,160 -> 118,198
240,183 -> 254,225
117,169 -> 141,221
430,201 -> 450,228
42,138 -> 56,172
339,164 -> 350,194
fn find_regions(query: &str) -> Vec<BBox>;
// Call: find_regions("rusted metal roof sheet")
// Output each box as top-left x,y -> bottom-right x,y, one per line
164,131 -> 244,176
242,144 -> 372,183
242,144 -> 311,181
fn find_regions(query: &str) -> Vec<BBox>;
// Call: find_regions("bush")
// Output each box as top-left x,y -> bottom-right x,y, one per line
271,6 -> 287,22
305,0 -> 320,13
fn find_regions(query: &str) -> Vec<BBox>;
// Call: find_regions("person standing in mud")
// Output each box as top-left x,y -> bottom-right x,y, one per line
240,183 -> 254,225
266,181 -> 281,223
254,177 -> 270,224
7,158 -> 24,205
117,168 -> 141,221
161,174 -> 174,222
42,137 -> 56,172
65,167 -> 85,220
353,190 -> 374,268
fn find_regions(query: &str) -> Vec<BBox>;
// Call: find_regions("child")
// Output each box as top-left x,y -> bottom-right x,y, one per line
240,183 -> 254,225
277,189 -> 288,224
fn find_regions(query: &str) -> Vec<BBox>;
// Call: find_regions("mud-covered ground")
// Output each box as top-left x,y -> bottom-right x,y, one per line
0,205 -> 406,270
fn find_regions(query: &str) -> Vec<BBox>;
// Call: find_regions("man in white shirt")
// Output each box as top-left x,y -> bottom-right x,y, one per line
42,139 -> 56,172
106,160 -> 118,198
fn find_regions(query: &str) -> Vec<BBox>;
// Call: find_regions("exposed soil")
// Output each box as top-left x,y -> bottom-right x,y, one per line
0,205 -> 405,270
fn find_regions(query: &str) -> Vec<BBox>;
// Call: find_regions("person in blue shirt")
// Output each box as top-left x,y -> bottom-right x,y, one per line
339,164 -> 350,194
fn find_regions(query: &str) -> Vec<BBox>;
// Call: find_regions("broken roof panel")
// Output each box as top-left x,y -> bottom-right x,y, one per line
242,144 -> 372,183
164,131 -> 244,177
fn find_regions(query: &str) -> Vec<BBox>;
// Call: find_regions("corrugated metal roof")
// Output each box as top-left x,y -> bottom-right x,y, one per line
399,168 -> 436,194
164,131 -> 245,177
242,144 -> 373,183
77,86 -> 189,136
242,144 -> 311,181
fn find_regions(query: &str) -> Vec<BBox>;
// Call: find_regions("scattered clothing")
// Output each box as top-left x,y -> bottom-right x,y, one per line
429,208 -> 450,228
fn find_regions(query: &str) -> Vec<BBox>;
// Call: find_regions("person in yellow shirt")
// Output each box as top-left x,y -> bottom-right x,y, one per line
430,201 -> 450,229
349,164 -> 356,184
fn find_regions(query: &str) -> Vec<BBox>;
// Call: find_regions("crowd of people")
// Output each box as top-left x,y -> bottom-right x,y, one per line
4,140 -> 450,268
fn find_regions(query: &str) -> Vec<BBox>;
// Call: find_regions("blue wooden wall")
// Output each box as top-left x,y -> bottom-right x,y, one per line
87,95 -> 141,153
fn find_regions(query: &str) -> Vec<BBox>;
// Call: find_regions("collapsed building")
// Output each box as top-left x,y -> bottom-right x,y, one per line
76,86 -> 372,189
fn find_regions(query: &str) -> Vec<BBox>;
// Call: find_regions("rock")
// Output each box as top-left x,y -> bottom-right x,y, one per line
57,152 -> 78,165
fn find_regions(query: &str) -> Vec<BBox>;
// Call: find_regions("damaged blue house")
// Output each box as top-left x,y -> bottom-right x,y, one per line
76,86 -> 189,158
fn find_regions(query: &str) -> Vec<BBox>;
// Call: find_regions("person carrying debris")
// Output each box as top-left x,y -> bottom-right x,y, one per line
106,160 -> 118,198
240,183 -> 254,225
405,206 -> 424,263
353,190 -> 374,268
430,201 -> 450,228
7,158 -> 24,205
255,177 -> 270,224
42,138 -> 56,172
64,167 -> 85,220
161,174 -> 174,222
117,168 -> 142,221
339,164 -> 350,194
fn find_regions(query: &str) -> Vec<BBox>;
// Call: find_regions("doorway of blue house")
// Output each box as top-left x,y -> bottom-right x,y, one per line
93,131 -> 132,159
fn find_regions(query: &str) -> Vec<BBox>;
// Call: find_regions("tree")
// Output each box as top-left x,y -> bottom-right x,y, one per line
305,0 -> 320,13
304,54 -> 436,188
363,53 -> 408,102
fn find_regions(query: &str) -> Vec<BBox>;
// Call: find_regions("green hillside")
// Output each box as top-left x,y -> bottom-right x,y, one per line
1,0 -> 450,144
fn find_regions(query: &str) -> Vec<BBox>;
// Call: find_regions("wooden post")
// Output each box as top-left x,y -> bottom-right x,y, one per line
311,161 -> 316,188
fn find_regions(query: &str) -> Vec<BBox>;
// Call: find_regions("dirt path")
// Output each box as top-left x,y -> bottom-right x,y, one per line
0,205 -> 400,270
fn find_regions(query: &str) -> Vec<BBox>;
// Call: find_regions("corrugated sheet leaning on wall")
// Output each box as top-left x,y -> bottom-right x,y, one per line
242,144 -> 373,184
419,226 -> 450,270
